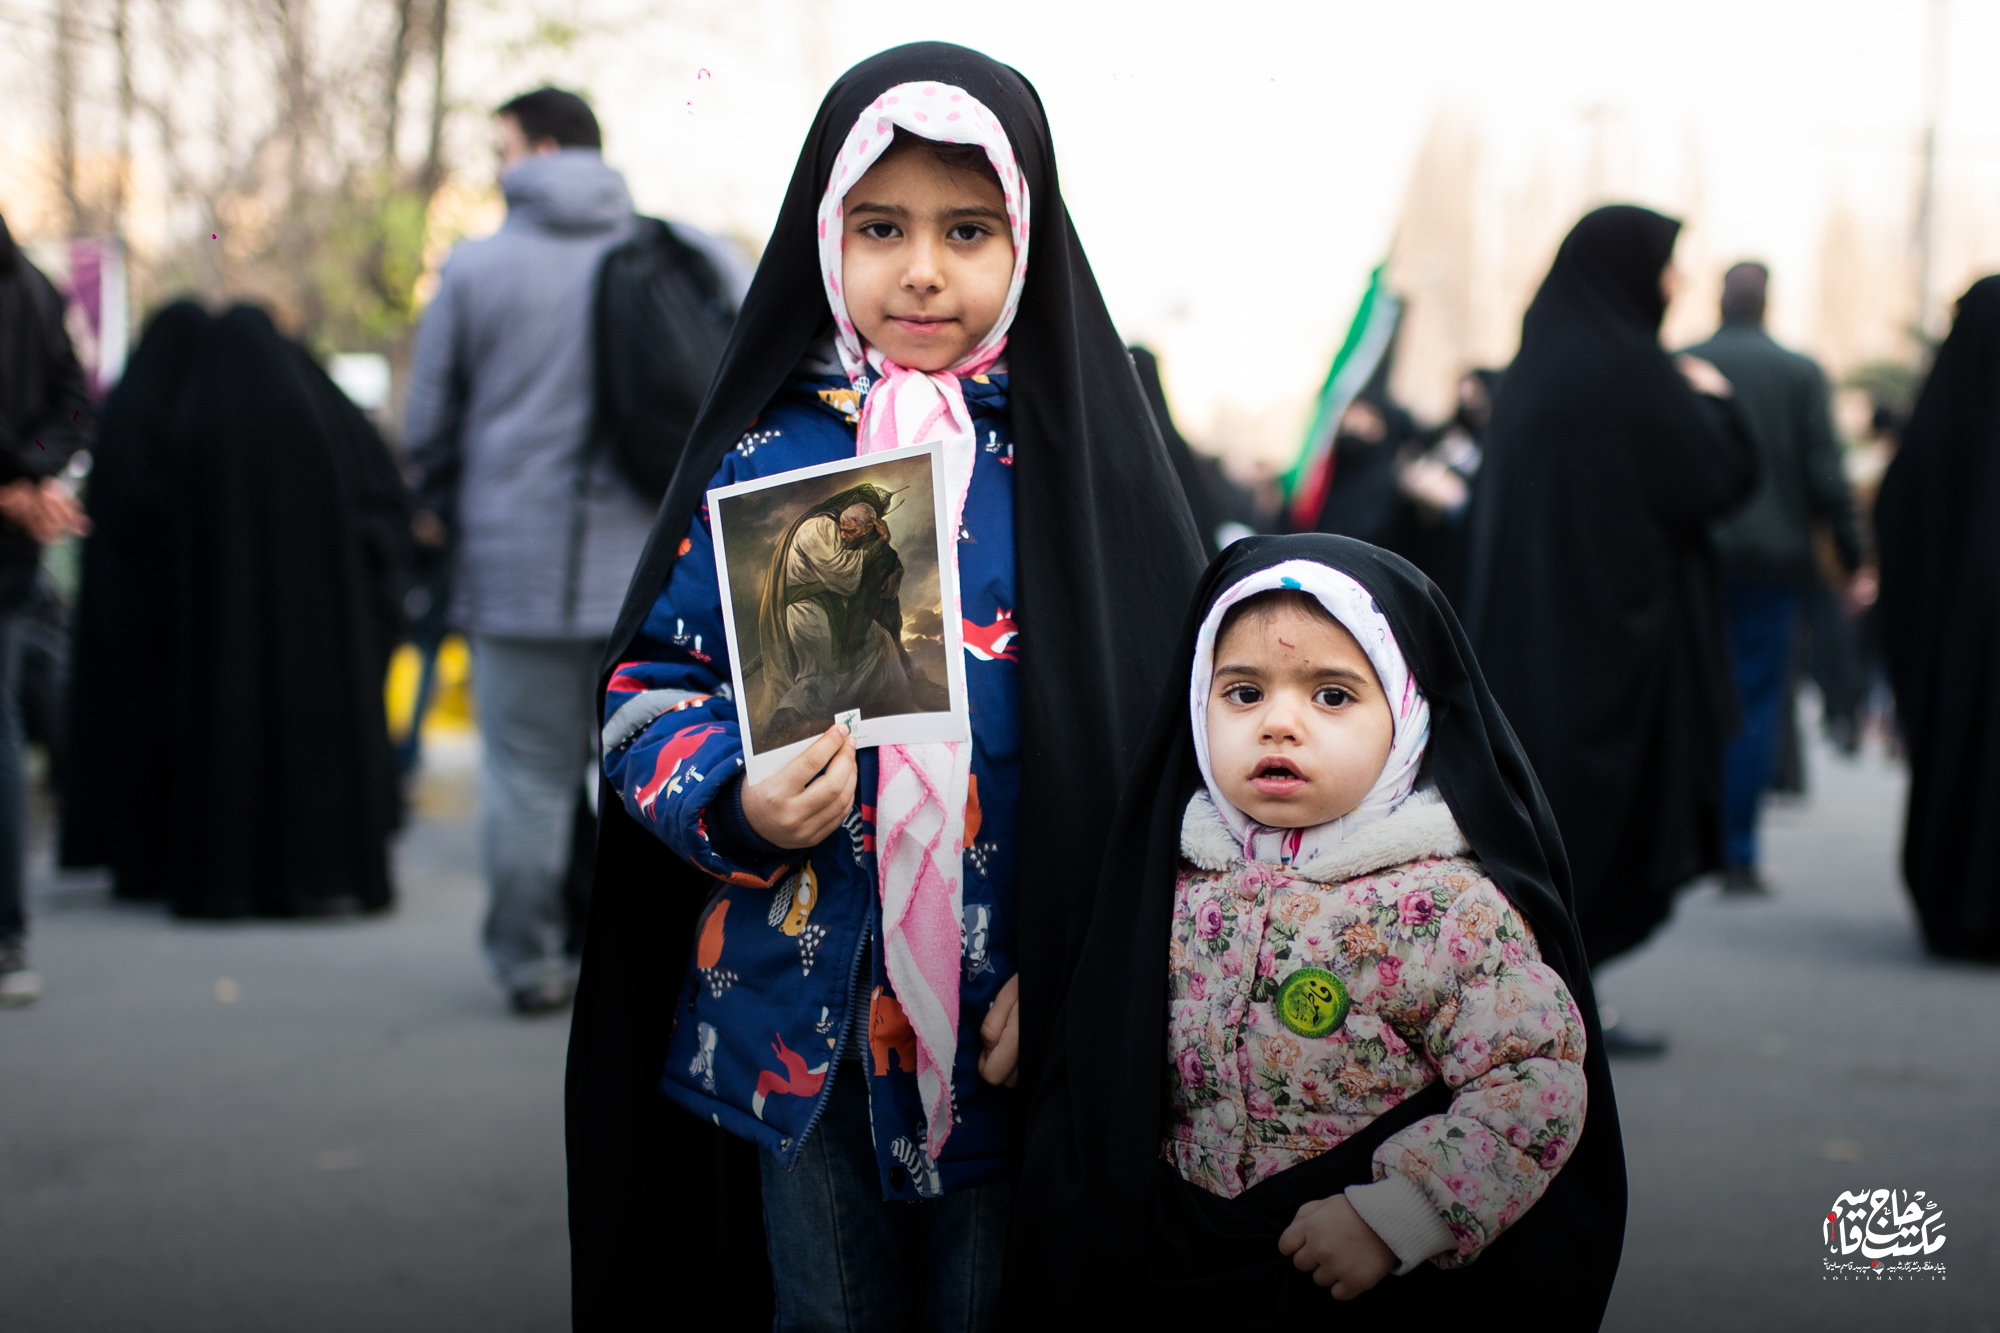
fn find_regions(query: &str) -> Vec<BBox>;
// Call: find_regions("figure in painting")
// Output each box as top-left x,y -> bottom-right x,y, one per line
756,482 -> 926,742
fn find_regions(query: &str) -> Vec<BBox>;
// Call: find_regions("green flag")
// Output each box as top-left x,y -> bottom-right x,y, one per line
1284,264 -> 1402,529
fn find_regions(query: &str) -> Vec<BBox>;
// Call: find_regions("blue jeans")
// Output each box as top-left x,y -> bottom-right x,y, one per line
1723,579 -> 1801,870
760,1069 -> 1008,1332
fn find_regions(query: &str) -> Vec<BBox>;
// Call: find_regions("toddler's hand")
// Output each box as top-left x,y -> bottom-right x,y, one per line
1278,1194 -> 1397,1301
977,974 -> 1020,1087
741,725 -> 857,849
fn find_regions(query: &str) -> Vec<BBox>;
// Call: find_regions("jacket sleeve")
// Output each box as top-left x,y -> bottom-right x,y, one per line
0,268 -> 94,484
1368,880 -> 1590,1268
401,259 -> 469,532
1800,360 -> 1863,574
601,485 -> 795,892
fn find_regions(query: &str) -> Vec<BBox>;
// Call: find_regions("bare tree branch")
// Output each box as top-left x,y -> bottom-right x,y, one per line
382,0 -> 415,169
111,0 -> 133,235
420,0 -> 448,194
54,0 -> 83,231
25,0 -> 704,356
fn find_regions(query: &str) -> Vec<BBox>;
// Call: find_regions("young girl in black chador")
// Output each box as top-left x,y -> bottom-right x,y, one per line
1013,534 -> 1626,1328
565,43 -> 1205,1330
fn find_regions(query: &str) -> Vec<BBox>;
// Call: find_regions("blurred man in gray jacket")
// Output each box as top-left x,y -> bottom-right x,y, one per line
404,87 -> 745,1012
1684,263 -> 1860,896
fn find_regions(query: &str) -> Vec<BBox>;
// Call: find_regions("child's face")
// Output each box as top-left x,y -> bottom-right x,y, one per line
841,144 -> 1015,373
1207,603 -> 1396,830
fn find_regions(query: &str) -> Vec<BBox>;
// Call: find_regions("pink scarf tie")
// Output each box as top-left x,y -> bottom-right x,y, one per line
816,82 -> 1030,1155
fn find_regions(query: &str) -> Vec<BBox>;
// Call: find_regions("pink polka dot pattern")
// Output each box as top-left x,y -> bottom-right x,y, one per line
814,80 -> 1030,397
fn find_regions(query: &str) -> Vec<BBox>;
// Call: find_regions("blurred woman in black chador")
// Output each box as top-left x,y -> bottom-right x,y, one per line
1300,387 -> 1421,553
1395,368 -> 1498,610
61,303 -> 409,917
1876,276 -> 2000,960
1464,207 -> 1754,1044
1132,344 -> 1261,557
1294,375 -> 1489,608
1296,369 -> 1497,614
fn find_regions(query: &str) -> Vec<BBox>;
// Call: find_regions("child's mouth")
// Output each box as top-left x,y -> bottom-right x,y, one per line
1249,758 -> 1307,795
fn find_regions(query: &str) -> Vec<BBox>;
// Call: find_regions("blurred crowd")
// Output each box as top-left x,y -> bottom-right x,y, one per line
0,79 -> 1993,1037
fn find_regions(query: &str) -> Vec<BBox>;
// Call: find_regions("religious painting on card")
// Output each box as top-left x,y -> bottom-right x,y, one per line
710,441 -> 969,783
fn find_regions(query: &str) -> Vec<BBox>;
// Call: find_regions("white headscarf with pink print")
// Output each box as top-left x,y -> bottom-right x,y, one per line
1188,561 -> 1432,874
815,81 -> 1030,1156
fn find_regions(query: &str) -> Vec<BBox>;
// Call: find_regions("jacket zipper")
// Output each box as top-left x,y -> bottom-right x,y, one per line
785,920 -> 871,1166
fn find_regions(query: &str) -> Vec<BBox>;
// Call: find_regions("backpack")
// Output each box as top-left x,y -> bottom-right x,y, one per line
591,218 -> 738,502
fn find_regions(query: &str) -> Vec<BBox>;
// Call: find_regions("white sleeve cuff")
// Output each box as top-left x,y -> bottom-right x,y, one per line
1345,1173 -> 1457,1275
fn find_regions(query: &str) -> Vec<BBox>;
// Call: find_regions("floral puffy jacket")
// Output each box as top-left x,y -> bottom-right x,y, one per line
1166,788 -> 1588,1267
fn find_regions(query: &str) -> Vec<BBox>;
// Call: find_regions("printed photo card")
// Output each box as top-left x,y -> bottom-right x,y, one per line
708,441 -> 969,784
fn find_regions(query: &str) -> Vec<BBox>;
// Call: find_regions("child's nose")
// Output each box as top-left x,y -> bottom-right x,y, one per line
902,236 -> 944,292
1259,700 -> 1305,742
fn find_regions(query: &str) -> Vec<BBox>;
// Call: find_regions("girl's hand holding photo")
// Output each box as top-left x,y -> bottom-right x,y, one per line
1278,1194 -> 1398,1301
741,724 -> 858,849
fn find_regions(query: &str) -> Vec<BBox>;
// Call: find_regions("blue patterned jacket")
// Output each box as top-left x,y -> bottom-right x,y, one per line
601,373 -> 1019,1200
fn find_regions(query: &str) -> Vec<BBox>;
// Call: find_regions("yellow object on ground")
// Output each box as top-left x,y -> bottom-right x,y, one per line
385,634 -> 477,741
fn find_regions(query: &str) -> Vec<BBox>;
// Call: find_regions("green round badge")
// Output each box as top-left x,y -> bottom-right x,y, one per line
1276,967 -> 1350,1038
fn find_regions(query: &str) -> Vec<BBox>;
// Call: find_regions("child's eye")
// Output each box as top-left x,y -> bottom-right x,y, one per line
946,223 -> 989,243
859,221 -> 899,240
1222,683 -> 1262,706
1314,686 -> 1353,708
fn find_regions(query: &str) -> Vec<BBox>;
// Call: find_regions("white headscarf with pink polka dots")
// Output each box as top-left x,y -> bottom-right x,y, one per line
815,82 -> 1030,1158
815,82 -> 1030,483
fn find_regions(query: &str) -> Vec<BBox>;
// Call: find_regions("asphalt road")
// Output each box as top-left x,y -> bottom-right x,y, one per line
0,739 -> 572,1333
2,728 -> 1993,1332
1597,732 -> 1997,1331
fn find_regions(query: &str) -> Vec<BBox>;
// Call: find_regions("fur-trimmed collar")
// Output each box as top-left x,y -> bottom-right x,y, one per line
1180,787 -> 1471,884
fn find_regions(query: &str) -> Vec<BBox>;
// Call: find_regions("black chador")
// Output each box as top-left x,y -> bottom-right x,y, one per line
1132,344 -> 1260,558
1303,389 -> 1421,553
1876,275 -> 2000,960
1464,206 -> 1755,966
1010,535 -> 1627,1328
564,42 -> 1206,1327
61,304 -> 409,916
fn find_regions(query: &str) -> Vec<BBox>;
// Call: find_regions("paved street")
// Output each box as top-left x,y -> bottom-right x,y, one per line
0,740 -> 572,1333
1599,730 -> 1997,1331
1,726 -> 1994,1331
